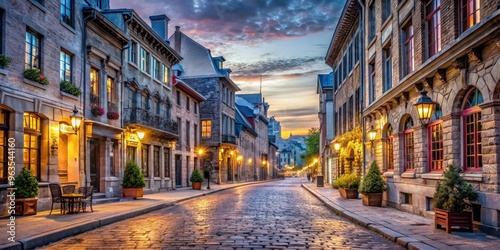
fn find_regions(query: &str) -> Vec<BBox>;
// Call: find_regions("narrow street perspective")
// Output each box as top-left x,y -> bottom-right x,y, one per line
38,179 -> 401,249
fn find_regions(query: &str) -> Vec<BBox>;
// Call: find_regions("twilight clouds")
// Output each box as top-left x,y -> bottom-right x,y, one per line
111,0 -> 343,137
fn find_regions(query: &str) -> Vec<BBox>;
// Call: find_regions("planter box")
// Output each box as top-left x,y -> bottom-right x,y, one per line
339,188 -> 359,199
434,208 -> 473,233
192,182 -> 202,190
123,188 -> 143,199
14,198 -> 38,216
361,192 -> 382,206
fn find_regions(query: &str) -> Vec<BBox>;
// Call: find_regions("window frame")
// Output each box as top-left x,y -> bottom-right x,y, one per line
139,47 -> 150,74
383,44 -> 392,93
25,30 -> 41,70
402,23 -> 414,77
60,0 -> 73,26
23,113 -> 42,181
460,0 -> 480,33
369,62 -> 376,104
385,125 -> 394,172
382,0 -> 391,22
428,120 -> 444,172
201,120 -> 212,138
462,88 -> 483,172
129,41 -> 137,64
403,118 -> 415,172
368,2 -> 376,42
60,50 -> 72,82
425,0 -> 442,58
142,144 -> 149,178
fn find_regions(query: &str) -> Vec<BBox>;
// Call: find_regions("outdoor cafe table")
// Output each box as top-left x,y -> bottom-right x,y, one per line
61,193 -> 83,214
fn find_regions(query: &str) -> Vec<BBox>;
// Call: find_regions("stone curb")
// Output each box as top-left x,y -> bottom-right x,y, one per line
301,183 -> 435,250
1,181 -> 268,250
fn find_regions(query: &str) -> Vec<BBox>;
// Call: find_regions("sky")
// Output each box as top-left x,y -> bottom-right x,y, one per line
111,0 -> 344,138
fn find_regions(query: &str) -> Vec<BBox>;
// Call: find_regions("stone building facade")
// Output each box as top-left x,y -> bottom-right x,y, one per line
362,0 -> 500,234
0,0 -> 87,214
317,73 -> 334,184
169,27 -> 241,184
325,0 -> 364,182
172,80 -> 205,188
105,10 -> 182,192
83,6 -> 129,198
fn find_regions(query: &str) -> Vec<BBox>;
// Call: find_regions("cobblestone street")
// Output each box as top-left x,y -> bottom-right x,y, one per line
39,179 -> 401,249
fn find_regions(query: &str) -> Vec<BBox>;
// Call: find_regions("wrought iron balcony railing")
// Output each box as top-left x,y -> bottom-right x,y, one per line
221,134 -> 237,145
123,107 -> 178,135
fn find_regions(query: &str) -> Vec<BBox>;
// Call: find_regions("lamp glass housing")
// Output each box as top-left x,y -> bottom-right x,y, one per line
414,89 -> 436,125
333,143 -> 340,151
368,129 -> 377,142
70,106 -> 83,133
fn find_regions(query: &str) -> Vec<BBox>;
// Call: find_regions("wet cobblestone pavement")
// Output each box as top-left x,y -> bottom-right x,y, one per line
39,179 -> 402,249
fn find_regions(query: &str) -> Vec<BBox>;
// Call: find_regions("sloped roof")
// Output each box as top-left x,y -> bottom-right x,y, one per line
169,30 -> 216,76
237,93 -> 262,104
317,72 -> 333,93
325,0 -> 359,66
235,106 -> 257,137
235,96 -> 255,117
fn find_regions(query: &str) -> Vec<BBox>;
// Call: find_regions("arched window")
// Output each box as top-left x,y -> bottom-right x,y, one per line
403,117 -> 414,171
428,104 -> 443,172
0,108 -> 9,184
385,124 -> 394,172
462,88 -> 483,171
23,113 -> 41,180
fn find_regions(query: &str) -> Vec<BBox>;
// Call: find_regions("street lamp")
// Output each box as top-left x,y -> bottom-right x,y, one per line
137,131 -> 145,140
197,148 -> 210,189
333,142 -> 341,179
70,105 -> 83,134
414,89 -> 436,126
368,127 -> 377,156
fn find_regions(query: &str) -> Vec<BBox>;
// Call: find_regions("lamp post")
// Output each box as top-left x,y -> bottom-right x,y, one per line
414,89 -> 436,126
333,142 -> 341,180
368,127 -> 377,156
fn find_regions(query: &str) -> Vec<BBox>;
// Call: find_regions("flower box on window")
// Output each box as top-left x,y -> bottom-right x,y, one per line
0,54 -> 12,69
91,106 -> 105,117
60,80 -> 81,96
24,68 -> 49,85
107,111 -> 120,120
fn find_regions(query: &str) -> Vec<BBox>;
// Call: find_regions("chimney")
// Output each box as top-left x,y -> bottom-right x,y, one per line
96,0 -> 110,10
174,26 -> 181,53
149,15 -> 170,41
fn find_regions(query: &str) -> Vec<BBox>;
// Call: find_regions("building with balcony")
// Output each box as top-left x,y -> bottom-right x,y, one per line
362,0 -> 500,235
169,27 -> 240,184
105,10 -> 182,192
324,0 -> 363,182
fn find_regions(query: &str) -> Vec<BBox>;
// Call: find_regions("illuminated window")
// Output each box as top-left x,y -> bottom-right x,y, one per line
90,68 -> 99,106
154,146 -> 160,177
385,125 -> 394,171
60,0 -> 73,26
162,64 -> 170,86
106,77 -> 115,104
163,148 -> 170,177
461,0 -> 480,33
403,117 -> 414,171
0,109 -> 8,184
425,0 -> 441,57
142,145 -> 149,177
23,113 -> 41,180
202,120 -> 212,138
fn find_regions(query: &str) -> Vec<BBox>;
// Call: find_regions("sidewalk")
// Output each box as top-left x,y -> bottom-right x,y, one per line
302,181 -> 500,250
0,181 -> 261,250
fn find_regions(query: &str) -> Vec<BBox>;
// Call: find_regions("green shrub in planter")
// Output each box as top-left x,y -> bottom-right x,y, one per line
14,168 -> 39,198
333,173 -> 361,189
190,168 -> 204,183
0,54 -> 12,69
60,80 -> 82,96
359,161 -> 386,193
434,165 -> 477,212
122,161 -> 146,188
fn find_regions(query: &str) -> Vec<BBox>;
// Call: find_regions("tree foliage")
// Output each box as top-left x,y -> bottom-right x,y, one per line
303,127 -> 319,166
434,165 -> 477,212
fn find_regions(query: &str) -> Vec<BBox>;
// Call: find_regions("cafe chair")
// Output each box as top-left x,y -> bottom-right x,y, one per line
48,183 -> 66,215
78,186 -> 94,212
62,185 -> 76,194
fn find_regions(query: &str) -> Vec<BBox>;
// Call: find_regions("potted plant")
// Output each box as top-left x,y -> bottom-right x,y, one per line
107,111 -> 120,120
359,161 -> 386,206
24,68 -> 49,85
122,161 -> 146,199
0,54 -> 12,69
190,168 -> 204,190
91,106 -> 105,117
434,165 -> 477,233
333,173 -> 360,199
60,80 -> 82,96
13,168 -> 39,215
